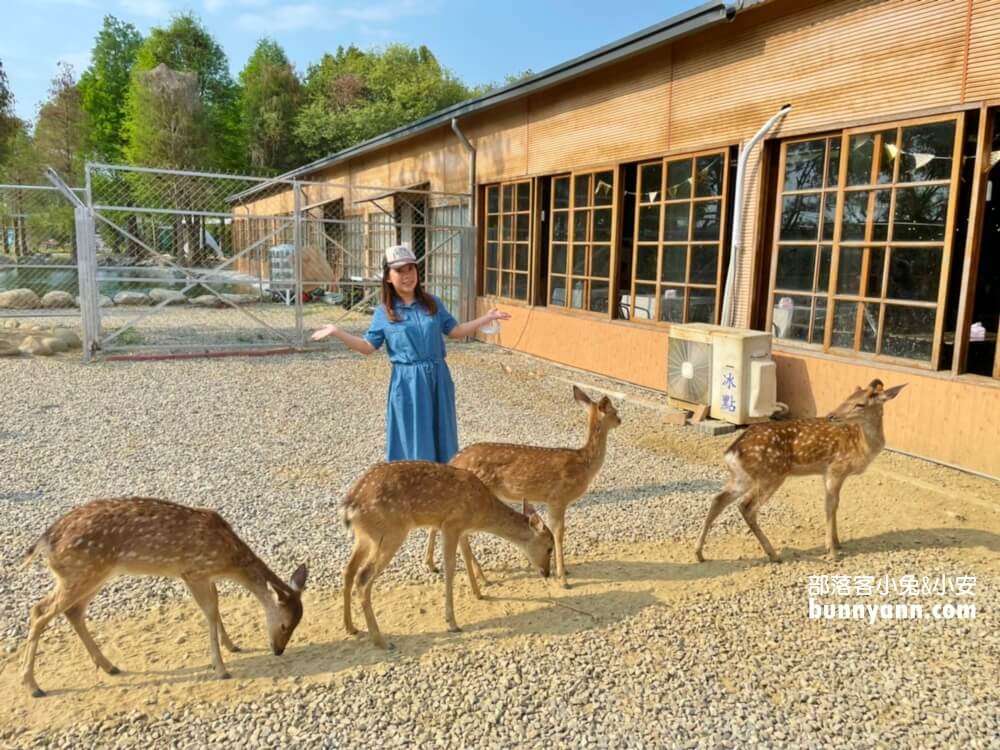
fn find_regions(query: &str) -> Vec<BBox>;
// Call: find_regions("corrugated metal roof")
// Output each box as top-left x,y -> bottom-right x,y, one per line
232,1 -> 760,203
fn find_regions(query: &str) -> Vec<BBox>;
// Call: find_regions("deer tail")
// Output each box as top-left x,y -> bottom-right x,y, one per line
19,537 -> 46,571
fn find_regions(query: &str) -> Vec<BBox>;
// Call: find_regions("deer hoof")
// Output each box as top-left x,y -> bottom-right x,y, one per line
30,688 -> 46,699
108,665 -> 121,675
769,555 -> 783,564
448,624 -> 462,633
695,550 -> 705,563
218,671 -> 232,680
227,645 -> 242,654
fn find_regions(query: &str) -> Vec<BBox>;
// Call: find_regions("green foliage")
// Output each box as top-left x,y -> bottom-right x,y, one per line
0,59 -> 17,166
239,38 -> 302,172
294,44 -> 473,161
78,16 -> 143,162
33,62 -> 89,183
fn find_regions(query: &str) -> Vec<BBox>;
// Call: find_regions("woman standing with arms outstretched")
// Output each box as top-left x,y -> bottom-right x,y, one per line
312,244 -> 510,463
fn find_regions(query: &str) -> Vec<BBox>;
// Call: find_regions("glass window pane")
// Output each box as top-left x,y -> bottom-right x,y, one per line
687,287 -> 716,323
515,244 -> 529,272
553,177 -> 570,209
878,129 -> 897,184
893,186 -> 948,242
811,296 -> 828,344
664,203 -> 689,242
661,246 -> 686,283
860,302 -> 879,352
591,245 -> 611,278
826,138 -> 841,188
502,185 -> 513,212
514,273 -> 528,300
516,182 -> 531,212
695,154 -> 724,197
593,208 -> 612,242
831,300 -> 859,349
589,281 -> 609,313
502,215 -> 513,240
636,245 -> 658,280
837,247 -> 863,295
822,192 -> 837,241
817,245 -> 832,292
772,294 -> 812,341
574,175 -> 590,207
780,194 -> 820,241
486,242 -> 498,268
899,121 -> 956,183
594,172 -> 614,206
887,246 -> 942,301
515,215 -> 529,242
550,275 -> 566,306
776,246 -> 816,291
784,140 -> 825,191
573,210 -> 589,242
659,287 -> 685,322
501,243 -> 513,271
572,244 -> 587,275
847,134 -> 875,185
485,269 -> 497,294
638,205 -> 660,241
841,191 -> 869,241
690,244 -> 718,284
866,246 -> 885,297
633,283 -> 656,320
881,304 -> 935,361
693,201 -> 721,241
487,187 -> 499,213
640,164 -> 662,202
571,279 -> 585,308
667,159 -> 692,200
551,244 -> 567,274
501,271 -> 513,297
872,190 -> 891,242
487,215 -> 498,241
553,211 -> 568,242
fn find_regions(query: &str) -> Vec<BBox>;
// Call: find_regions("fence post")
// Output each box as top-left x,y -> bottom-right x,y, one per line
74,205 -> 100,362
293,180 -> 304,346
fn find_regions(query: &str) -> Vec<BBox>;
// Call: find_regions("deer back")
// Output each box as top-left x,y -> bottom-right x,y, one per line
728,419 -> 873,478
450,443 -> 597,505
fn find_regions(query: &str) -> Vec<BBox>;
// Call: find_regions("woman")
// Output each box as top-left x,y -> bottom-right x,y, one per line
312,244 -> 510,463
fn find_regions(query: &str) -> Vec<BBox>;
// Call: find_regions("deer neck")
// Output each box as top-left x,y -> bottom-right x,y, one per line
480,499 -> 534,546
857,409 -> 887,459
578,414 -> 609,471
233,556 -> 291,615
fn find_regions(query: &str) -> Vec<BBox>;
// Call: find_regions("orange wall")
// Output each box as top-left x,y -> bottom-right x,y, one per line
480,299 -> 1000,478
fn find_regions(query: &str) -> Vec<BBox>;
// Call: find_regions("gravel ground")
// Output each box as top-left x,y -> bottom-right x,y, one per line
1,319 -> 997,748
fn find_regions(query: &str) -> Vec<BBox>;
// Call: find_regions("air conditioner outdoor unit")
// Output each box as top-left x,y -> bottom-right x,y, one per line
667,323 -> 777,425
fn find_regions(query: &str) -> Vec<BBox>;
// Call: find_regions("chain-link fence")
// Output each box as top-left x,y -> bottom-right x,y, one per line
43,163 -> 473,359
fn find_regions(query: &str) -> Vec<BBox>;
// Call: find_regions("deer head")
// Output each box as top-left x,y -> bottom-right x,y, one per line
573,385 -> 622,431
522,512 -> 555,578
265,563 -> 308,655
826,379 -> 907,425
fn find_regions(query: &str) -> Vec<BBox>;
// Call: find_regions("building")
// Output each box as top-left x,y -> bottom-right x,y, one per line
233,0 -> 1000,477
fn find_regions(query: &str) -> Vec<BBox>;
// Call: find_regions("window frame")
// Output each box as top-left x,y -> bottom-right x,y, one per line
482,180 -> 533,303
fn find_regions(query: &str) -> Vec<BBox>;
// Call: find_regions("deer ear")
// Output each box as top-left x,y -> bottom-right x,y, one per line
598,396 -> 612,412
289,564 -> 308,593
867,378 -> 885,394
528,512 -> 545,532
573,385 -> 592,406
877,383 -> 906,402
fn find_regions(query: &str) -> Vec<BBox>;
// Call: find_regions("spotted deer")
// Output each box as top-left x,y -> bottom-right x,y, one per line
19,497 -> 308,697
341,461 -> 553,649
426,385 -> 622,589
695,379 -> 906,564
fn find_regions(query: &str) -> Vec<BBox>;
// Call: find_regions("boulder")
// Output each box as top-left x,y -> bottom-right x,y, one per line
148,288 -> 188,306
51,328 -> 82,349
113,291 -> 150,306
0,289 -> 41,309
0,341 -> 20,357
190,294 -> 226,308
1,319 -> 20,329
41,336 -> 68,353
220,293 -> 260,306
41,290 -> 76,308
18,336 -> 52,356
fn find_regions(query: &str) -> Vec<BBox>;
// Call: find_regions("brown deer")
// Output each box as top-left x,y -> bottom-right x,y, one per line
426,385 -> 622,589
695,378 -> 906,564
19,497 -> 308,697
341,461 -> 553,649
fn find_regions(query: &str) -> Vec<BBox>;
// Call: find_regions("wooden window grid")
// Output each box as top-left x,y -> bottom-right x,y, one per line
483,181 -> 532,302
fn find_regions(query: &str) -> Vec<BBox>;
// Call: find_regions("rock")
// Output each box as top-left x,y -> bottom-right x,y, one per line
149,288 -> 189,306
0,288 -> 41,309
51,328 -> 82,349
0,341 -> 20,357
41,336 -> 69,353
190,294 -> 226,308
18,336 -> 52,356
113,291 -> 150,306
220,293 -> 260,306
1,319 -> 20,329
78,295 -> 115,308
41,291 -> 76,308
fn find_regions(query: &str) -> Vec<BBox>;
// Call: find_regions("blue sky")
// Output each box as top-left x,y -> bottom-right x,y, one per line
3,0 -> 700,122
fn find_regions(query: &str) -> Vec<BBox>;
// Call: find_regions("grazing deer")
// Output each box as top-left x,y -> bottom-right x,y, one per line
426,385 -> 622,589
19,497 -> 308,697
695,379 -> 906,564
341,461 -> 553,649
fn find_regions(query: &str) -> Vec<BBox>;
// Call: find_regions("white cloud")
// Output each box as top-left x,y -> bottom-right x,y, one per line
118,0 -> 176,19
337,0 -> 433,23
236,3 -> 340,33
236,0 -> 437,34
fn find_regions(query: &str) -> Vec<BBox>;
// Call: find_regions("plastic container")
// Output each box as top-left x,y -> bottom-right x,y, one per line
479,320 -> 500,335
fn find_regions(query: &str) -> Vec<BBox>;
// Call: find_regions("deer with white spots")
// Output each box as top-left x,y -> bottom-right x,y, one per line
425,385 -> 622,589
19,497 -> 308,697
341,461 -> 554,650
695,379 -> 906,564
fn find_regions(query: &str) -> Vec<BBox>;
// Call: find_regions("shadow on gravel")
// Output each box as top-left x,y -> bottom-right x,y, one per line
787,527 -> 1000,559
579,480 -> 721,506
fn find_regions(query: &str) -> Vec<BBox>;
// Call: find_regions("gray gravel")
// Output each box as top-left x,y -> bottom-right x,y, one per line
1,328 -> 995,748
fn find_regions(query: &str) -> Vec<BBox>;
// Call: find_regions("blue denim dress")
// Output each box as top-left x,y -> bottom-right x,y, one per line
364,295 -> 459,463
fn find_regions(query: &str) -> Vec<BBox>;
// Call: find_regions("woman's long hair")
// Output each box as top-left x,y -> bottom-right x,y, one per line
381,263 -> 437,322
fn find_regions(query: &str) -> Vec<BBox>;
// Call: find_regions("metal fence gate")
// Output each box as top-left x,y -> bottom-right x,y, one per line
17,164 -> 474,360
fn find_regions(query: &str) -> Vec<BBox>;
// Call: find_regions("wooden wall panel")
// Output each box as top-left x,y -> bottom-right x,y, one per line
965,0 -> 1000,101
464,100 -> 529,183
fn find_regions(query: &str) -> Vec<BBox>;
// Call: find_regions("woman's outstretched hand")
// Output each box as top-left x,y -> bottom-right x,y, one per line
484,307 -> 512,323
311,324 -> 338,341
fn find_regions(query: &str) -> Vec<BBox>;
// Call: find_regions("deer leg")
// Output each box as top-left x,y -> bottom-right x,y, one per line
460,536 -> 483,600
549,506 -> 570,589
441,529 -> 462,632
694,480 -> 746,562
824,473 -> 847,558
739,483 -> 783,563
342,540 -> 370,637
210,584 -> 241,653
64,597 -> 120,675
424,529 -> 439,574
358,533 -> 404,650
183,577 -> 229,679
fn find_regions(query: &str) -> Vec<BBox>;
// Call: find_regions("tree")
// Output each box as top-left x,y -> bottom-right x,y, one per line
239,38 -> 302,172
470,69 -> 535,97
78,16 -> 143,162
1,59 -> 18,167
124,63 -> 208,169
294,44 -> 473,161
33,62 -> 88,183
126,13 -> 243,170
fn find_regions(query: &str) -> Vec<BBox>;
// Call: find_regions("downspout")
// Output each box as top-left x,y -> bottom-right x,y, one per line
721,103 -> 791,328
451,118 -> 477,324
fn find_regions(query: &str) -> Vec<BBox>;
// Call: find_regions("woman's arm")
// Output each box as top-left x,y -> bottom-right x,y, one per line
311,324 -> 376,354
447,307 -> 512,339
